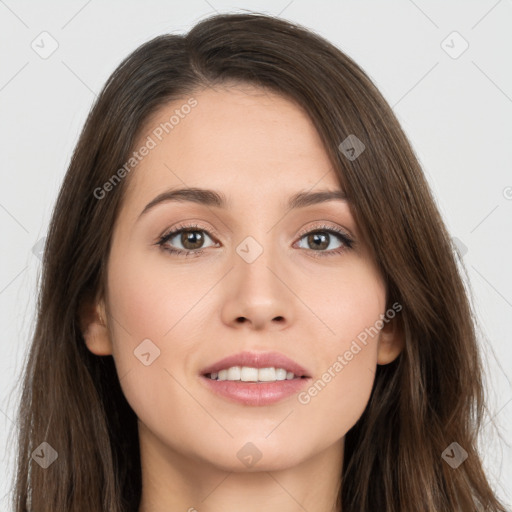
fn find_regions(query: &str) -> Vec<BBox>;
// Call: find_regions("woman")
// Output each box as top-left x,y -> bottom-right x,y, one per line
11,12 -> 508,512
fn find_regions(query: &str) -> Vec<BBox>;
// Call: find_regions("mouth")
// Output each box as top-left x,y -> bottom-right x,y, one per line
199,351 -> 312,406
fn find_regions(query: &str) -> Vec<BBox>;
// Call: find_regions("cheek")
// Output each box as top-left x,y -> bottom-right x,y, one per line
312,256 -> 386,353
297,260 -> 385,437
104,249 -> 214,440
106,244 -> 214,347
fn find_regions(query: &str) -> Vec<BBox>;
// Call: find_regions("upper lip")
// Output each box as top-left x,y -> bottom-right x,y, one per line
200,351 -> 311,377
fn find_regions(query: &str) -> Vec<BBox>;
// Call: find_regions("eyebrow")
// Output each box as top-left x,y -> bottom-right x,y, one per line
138,187 -> 348,219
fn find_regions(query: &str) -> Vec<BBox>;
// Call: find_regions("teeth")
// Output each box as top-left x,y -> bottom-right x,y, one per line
227,366 -> 241,380
241,366 -> 260,381
275,368 -> 287,380
209,366 -> 299,382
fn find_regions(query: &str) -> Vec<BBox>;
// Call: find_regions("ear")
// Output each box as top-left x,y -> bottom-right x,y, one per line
377,315 -> 404,365
78,295 -> 113,356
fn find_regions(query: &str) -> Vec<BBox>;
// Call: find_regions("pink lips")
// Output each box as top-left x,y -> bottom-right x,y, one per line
200,377 -> 311,406
199,351 -> 312,406
200,350 -> 310,378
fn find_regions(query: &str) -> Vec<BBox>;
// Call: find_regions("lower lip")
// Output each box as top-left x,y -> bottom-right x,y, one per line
200,375 -> 311,406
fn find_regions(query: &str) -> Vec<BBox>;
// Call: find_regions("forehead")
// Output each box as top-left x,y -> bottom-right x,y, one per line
122,85 -> 342,214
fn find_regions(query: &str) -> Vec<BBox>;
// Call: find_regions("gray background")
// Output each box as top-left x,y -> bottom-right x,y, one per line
1,0 -> 511,508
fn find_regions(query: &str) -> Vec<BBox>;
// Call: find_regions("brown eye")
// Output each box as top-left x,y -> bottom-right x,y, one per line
180,230 -> 205,250
305,232 -> 330,251
158,226 -> 216,253
297,229 -> 350,252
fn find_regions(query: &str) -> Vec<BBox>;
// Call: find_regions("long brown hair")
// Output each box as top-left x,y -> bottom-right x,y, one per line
10,12 -> 507,511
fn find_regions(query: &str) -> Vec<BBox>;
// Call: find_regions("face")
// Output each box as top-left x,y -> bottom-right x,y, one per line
85,84 -> 402,473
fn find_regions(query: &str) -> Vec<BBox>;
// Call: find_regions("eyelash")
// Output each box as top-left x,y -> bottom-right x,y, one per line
156,222 -> 354,259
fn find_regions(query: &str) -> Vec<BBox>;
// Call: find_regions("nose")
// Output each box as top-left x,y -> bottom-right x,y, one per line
220,242 -> 295,331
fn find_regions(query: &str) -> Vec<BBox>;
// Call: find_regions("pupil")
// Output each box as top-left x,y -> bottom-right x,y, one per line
309,232 -> 328,250
182,231 -> 203,249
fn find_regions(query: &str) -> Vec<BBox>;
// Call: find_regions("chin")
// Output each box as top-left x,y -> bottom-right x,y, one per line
205,441 -> 309,473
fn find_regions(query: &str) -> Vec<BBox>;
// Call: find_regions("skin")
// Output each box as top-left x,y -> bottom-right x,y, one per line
81,84 -> 404,512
